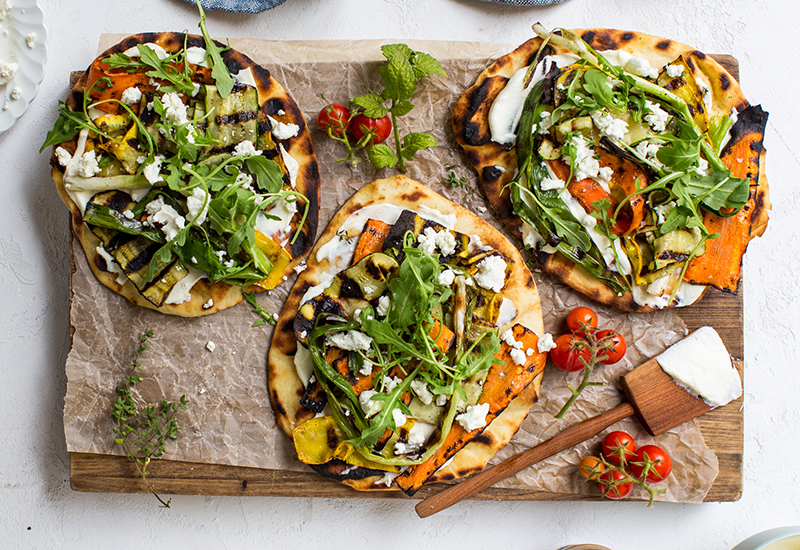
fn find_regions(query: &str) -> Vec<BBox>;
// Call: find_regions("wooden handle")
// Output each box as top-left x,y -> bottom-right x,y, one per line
415,402 -> 635,518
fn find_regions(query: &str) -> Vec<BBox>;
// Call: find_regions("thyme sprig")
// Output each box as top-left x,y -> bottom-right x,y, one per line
111,330 -> 188,507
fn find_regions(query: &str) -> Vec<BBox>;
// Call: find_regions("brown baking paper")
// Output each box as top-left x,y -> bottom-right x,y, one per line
63,36 -> 718,503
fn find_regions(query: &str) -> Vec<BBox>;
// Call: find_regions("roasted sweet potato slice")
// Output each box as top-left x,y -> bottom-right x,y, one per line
394,324 -> 547,495
684,105 -> 769,292
352,219 -> 392,265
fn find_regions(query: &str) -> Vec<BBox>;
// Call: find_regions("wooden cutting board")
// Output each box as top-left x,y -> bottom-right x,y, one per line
67,54 -> 745,503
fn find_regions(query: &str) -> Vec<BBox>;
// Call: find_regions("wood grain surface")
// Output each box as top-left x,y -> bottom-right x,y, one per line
68,54 -> 746,503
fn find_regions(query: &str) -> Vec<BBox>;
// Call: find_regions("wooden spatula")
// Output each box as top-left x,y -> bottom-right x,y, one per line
415,356 -> 713,518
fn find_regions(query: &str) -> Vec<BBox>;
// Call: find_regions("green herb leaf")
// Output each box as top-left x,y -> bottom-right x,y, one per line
677,170 -> 750,216
380,44 -> 417,102
242,291 -> 277,326
366,143 -> 398,169
400,132 -> 436,161
350,93 -> 388,118
197,1 -> 234,98
39,102 -> 92,152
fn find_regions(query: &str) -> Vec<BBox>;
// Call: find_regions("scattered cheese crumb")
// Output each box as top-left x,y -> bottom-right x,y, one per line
206,341 -> 216,352
202,298 -> 213,310
456,403 -> 490,432
26,32 -> 36,49
537,332 -> 557,353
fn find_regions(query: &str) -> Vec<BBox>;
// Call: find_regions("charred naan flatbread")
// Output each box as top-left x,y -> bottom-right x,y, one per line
268,175 -> 547,494
49,32 -> 319,316
453,27 -> 769,312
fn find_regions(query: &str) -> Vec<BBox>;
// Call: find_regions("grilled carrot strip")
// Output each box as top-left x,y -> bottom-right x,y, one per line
395,324 -> 547,495
351,219 -> 392,265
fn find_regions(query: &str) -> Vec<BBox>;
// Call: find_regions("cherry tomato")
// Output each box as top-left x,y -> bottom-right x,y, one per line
602,431 -> 636,464
566,306 -> 598,335
595,329 -> 626,365
317,103 -> 350,137
629,445 -> 672,483
578,456 -> 605,481
598,470 -> 633,500
549,334 -> 591,372
351,114 -> 392,145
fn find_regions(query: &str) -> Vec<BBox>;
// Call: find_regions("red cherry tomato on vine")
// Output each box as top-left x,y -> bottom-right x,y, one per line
595,329 -> 626,365
566,306 -> 598,335
549,334 -> 591,372
317,103 -> 351,137
629,445 -> 672,483
598,470 -> 633,499
351,114 -> 392,145
602,431 -> 636,464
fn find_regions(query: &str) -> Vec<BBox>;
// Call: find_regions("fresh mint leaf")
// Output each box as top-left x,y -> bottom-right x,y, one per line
366,143 -> 397,169
391,99 -> 414,117
401,132 -> 436,161
380,49 -> 416,102
409,51 -> 447,80
350,93 -> 388,118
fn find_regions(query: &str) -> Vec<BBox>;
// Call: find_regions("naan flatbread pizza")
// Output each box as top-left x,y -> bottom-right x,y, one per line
453,26 -> 769,312
267,175 -> 548,494
46,28 -> 320,316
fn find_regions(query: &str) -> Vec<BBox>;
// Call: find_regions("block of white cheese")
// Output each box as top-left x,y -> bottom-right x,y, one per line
656,326 -> 742,407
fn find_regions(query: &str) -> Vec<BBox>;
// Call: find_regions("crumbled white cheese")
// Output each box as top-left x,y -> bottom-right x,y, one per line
591,110 -> 628,140
473,255 -> 507,293
145,196 -> 185,241
0,61 -> 17,85
538,111 -> 554,134
206,341 -> 216,352
437,269 -> 455,287
695,157 -> 709,177
565,135 -> 602,184
0,0 -> 10,21
377,471 -> 399,487
293,262 -> 307,274
143,156 -> 164,184
26,32 -> 36,49
417,227 -> 438,255
359,359 -> 374,377
537,332 -> 557,353
10,86 -> 21,100
325,330 -> 373,352
121,87 -> 142,106
644,100 -> 670,133
75,150 -> 101,178
384,376 -> 403,392
411,379 -> 434,405
161,92 -> 188,125
268,116 -> 300,140
501,328 -> 516,347
665,63 -> 684,78
202,298 -> 214,310
435,393 -> 448,407
392,408 -> 407,429
623,54 -> 658,79
496,297 -> 517,326
186,187 -> 209,225
232,140 -> 262,157
456,403 -> 490,432
376,295 -> 390,317
359,389 -> 382,416
510,347 -> 527,366
435,230 -> 457,257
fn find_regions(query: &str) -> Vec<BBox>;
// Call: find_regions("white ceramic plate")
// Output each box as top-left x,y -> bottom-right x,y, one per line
0,0 -> 46,134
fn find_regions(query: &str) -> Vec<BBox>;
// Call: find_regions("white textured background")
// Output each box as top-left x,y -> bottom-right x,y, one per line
1,0 -> 797,548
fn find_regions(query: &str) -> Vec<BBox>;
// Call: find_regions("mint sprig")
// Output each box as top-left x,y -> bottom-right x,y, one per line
350,44 -> 447,173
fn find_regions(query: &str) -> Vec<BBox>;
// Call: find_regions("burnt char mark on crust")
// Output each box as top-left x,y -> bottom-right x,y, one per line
582,30 -> 620,51
400,189 -> 426,203
692,50 -> 707,60
720,105 -> 769,159
656,39 -> 672,51
482,165 -> 504,184
472,432 -> 495,447
524,44 -> 554,67
309,459 -> 384,481
720,73 -> 731,91
271,390 -> 287,416
265,98 -> 285,117
685,56 -> 697,72
620,32 -> 635,42
461,77 -> 506,147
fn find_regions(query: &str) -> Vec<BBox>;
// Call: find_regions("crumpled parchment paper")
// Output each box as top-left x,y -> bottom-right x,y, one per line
62,36 -> 718,502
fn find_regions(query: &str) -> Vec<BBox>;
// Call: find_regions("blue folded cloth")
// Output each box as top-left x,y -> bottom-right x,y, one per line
475,0 -> 570,4
190,0 -> 286,13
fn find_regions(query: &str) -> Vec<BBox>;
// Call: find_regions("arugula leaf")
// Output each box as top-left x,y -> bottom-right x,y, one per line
242,291 -> 277,327
197,1 -> 234,98
655,137 -> 701,171
676,170 -> 750,216
244,156 -> 285,194
40,102 -> 92,152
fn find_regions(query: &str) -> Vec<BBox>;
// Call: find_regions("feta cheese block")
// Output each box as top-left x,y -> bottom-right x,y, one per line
656,326 -> 742,407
